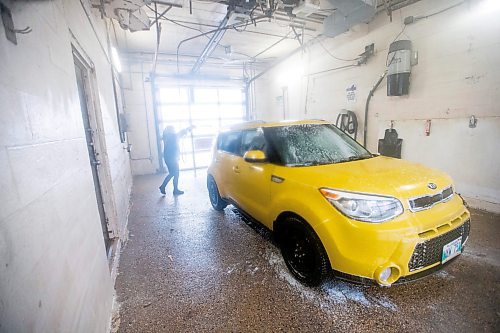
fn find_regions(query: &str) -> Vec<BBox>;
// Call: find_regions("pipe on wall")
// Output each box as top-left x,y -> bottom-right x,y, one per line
363,71 -> 387,147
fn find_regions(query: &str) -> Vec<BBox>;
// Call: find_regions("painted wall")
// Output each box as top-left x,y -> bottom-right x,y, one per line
253,0 -> 500,213
120,59 -> 160,176
0,0 -> 132,332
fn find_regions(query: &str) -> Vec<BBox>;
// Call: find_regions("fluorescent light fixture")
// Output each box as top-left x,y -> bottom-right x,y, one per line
474,0 -> 500,15
111,46 -> 122,73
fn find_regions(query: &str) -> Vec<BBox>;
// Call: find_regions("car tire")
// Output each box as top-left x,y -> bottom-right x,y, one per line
207,176 -> 227,211
278,216 -> 330,286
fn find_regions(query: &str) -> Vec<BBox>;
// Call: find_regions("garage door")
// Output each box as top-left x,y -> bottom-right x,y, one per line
157,85 -> 247,170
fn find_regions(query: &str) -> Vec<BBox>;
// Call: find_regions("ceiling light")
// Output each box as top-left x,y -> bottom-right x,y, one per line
474,0 -> 500,15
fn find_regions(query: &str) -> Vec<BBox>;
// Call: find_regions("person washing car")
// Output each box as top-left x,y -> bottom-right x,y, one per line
159,125 -> 194,196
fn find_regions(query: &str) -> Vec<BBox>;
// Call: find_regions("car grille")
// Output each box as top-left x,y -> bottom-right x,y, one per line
409,186 -> 454,212
408,219 -> 470,272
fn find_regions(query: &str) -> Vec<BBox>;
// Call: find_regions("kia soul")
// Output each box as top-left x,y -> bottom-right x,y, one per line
207,120 -> 470,286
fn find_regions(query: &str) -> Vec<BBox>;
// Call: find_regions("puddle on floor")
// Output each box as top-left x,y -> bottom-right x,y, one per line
264,248 -> 398,313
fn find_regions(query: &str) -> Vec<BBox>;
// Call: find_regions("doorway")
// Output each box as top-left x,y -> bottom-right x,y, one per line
73,52 -> 111,253
156,85 -> 247,171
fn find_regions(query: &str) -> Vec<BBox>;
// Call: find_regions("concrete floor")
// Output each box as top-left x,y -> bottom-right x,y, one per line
115,172 -> 500,333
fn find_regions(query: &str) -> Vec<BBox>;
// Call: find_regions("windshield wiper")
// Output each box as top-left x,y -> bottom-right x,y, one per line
337,155 -> 374,163
287,161 -> 330,167
288,155 -> 374,166
287,162 -> 320,167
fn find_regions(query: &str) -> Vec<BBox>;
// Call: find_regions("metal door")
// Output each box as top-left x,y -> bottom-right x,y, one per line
74,57 -> 111,252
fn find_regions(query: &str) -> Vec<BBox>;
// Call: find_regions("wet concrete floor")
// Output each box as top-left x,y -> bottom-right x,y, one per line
115,172 -> 500,332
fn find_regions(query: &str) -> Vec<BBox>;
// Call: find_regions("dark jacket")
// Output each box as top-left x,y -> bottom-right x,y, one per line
162,127 -> 190,161
163,132 -> 179,160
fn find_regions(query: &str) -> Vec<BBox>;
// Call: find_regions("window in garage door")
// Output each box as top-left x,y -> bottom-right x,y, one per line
158,86 -> 246,170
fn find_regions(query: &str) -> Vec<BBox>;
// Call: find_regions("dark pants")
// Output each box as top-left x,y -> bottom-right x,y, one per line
160,156 -> 180,191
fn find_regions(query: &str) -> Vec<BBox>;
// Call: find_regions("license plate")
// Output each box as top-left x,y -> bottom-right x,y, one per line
442,237 -> 462,263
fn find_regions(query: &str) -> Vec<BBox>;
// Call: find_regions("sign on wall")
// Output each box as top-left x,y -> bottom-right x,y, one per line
346,84 -> 357,103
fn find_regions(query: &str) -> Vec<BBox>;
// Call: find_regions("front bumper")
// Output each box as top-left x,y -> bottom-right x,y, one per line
331,219 -> 470,285
314,195 -> 471,286
332,253 -> 464,286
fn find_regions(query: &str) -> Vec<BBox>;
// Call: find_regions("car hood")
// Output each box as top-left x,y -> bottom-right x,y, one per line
278,156 -> 453,200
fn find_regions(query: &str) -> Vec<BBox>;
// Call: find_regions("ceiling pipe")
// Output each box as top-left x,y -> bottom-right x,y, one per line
148,5 -> 172,28
252,31 -> 292,59
190,13 -> 230,74
145,15 -> 298,38
176,16 -> 270,72
246,36 -> 321,85
151,2 -> 165,172
152,2 -> 161,75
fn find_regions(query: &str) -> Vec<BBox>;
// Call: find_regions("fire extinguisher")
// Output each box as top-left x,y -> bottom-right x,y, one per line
387,40 -> 412,96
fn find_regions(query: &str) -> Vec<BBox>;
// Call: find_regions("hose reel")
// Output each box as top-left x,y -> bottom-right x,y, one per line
336,110 -> 358,140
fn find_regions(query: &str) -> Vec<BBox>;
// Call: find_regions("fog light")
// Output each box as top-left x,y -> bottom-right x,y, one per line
375,265 -> 401,286
379,268 -> 392,282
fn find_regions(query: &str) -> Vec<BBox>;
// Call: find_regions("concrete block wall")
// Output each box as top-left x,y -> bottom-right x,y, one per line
0,0 -> 132,331
253,0 -> 500,213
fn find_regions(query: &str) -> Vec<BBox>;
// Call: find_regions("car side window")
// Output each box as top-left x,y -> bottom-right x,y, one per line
218,131 -> 242,155
240,129 -> 266,156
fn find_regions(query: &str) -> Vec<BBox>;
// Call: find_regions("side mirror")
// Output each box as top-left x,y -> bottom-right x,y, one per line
243,150 -> 267,163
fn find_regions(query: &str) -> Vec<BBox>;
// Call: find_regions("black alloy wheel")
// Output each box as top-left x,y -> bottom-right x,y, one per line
207,176 -> 227,211
279,216 -> 330,286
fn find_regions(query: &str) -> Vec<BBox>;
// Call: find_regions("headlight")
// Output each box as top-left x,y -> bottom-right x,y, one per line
320,188 -> 403,223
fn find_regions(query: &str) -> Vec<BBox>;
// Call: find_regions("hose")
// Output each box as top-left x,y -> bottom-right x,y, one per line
363,71 -> 387,147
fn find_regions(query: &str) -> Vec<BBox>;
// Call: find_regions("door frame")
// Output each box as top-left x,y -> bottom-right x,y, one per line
72,42 -> 119,246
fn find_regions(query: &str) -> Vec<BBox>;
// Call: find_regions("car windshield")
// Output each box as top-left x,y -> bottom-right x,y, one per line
263,124 -> 373,166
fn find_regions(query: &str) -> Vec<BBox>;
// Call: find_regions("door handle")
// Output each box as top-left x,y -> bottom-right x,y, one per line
232,166 -> 240,173
92,160 -> 101,166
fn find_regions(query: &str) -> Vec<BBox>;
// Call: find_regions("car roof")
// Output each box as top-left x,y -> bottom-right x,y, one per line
224,119 -> 331,132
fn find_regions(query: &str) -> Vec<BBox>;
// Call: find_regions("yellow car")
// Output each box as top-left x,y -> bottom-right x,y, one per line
207,120 -> 470,286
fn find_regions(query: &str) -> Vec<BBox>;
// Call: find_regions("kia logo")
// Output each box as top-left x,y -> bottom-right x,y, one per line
427,183 -> 437,190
